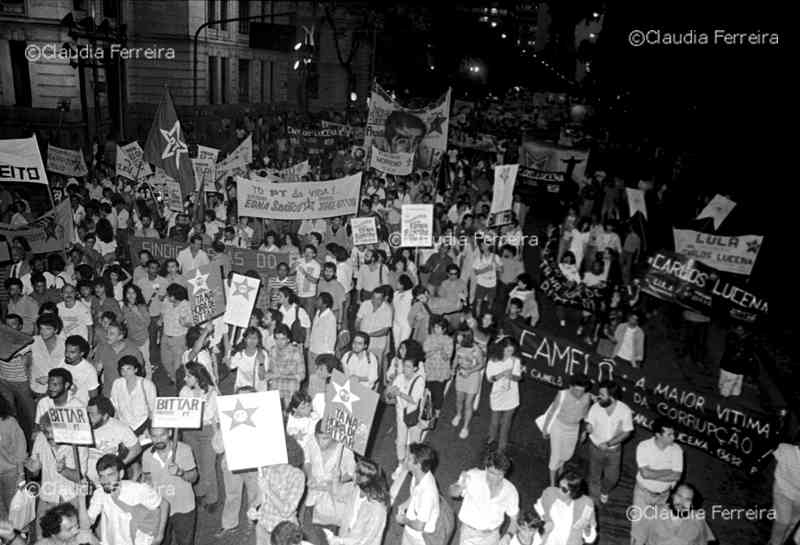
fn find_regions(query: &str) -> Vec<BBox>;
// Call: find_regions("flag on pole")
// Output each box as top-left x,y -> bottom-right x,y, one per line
626,188 -> 648,219
143,89 -> 195,198
697,194 -> 736,230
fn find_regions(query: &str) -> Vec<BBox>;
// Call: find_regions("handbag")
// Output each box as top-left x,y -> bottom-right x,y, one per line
535,390 -> 565,434
403,376 -> 423,427
422,494 -> 456,545
8,485 -> 36,530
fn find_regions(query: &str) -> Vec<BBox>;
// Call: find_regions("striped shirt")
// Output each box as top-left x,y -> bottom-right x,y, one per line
0,346 -> 30,382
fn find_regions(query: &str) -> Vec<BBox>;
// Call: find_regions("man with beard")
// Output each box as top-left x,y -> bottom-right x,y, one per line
142,427 -> 198,545
356,249 -> 390,302
58,335 -> 98,406
384,111 -> 427,156
636,483 -> 715,545
317,263 -> 346,327
34,368 -> 84,432
88,454 -> 169,545
86,396 -> 141,485
583,380 -> 633,504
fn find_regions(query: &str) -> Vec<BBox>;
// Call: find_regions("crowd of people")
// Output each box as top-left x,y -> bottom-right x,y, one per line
0,91 -> 798,545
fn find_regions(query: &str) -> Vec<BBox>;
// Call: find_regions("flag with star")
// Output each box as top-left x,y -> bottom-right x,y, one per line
216,392 -> 287,470
186,259 -> 226,325
323,370 -> 379,455
697,194 -> 736,231
223,273 -> 260,328
143,88 -> 195,198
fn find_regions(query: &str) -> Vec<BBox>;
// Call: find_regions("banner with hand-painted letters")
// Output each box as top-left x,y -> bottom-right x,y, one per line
194,145 -> 219,192
116,142 -> 152,181
0,136 -> 49,185
237,173 -> 361,220
370,146 -> 414,176
350,217 -> 378,245
215,135 -> 252,183
673,229 -> 763,276
47,145 -> 88,177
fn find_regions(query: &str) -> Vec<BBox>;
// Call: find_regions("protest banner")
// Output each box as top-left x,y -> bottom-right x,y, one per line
697,194 -> 736,230
518,140 -> 589,184
287,126 -> 348,155
237,173 -> 361,220
507,322 -> 779,471
323,370 -> 379,456
320,120 -> 365,140
116,142 -> 152,181
369,146 -> 414,176
165,180 -> 183,212
517,165 -> 562,194
350,217 -> 378,246
46,145 -> 88,177
626,188 -> 648,219
152,397 -> 204,429
491,163 -> 519,214
186,260 -> 226,325
0,200 -> 74,255
49,407 -> 93,445
538,235 -> 603,312
215,135 -> 252,183
641,251 -> 767,323
673,229 -> 763,276
266,160 -> 310,183
217,391 -> 287,471
223,273 -> 260,328
364,83 -> 451,170
401,204 -> 434,247
0,135 -> 49,185
193,145 -> 219,192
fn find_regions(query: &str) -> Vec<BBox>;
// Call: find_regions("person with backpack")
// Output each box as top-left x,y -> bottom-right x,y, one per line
385,356 -> 426,483
278,287 -> 311,349
341,332 -> 380,391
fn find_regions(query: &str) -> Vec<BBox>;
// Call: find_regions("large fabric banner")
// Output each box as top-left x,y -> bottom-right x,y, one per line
217,392 -> 287,471
117,142 -> 152,181
323,370 -> 379,456
47,145 -> 88,177
641,251 -> 767,323
370,146 -> 414,176
237,173 -> 361,220
673,229 -> 763,276
364,84 -> 451,170
519,141 -> 590,184
538,234 -> 604,312
215,135 -> 252,183
0,200 -> 74,255
287,126 -> 349,155
0,136 -> 49,185
507,323 -> 779,471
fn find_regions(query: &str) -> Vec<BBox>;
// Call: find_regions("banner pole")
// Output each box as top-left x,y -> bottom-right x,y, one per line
171,428 -> 178,462
72,445 -> 83,480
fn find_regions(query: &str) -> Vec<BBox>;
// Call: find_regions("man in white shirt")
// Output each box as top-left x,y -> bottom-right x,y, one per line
176,234 -> 210,275
449,450 -> 520,545
341,333 -> 379,390
355,286 -> 393,366
309,293 -> 337,365
86,396 -> 142,484
631,418 -> 684,544
471,239 -> 503,317
57,285 -> 94,346
397,443 -> 441,545
59,335 -> 98,405
296,245 -> 322,320
583,380 -> 634,504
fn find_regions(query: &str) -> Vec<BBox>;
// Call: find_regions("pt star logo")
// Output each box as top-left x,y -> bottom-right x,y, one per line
160,121 -> 189,170
187,269 -> 209,294
746,240 -> 761,253
231,277 -> 256,300
331,378 -> 361,413
427,114 -> 447,135
222,399 -> 258,430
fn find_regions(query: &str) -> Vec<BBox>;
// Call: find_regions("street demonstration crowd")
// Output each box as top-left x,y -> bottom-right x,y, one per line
0,98 -> 798,545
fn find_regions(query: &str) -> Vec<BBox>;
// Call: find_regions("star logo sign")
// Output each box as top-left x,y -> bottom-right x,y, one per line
427,114 -> 447,135
331,378 -> 361,413
222,399 -> 258,430
160,121 -> 189,170
231,277 -> 256,300
187,269 -> 209,294
746,240 -> 761,253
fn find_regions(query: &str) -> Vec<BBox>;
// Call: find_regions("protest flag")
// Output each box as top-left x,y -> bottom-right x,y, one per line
697,194 -> 736,230
143,88 -> 195,198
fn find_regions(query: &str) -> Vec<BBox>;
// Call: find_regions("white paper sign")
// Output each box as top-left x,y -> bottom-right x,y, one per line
401,204 -> 434,247
350,217 -> 378,245
223,273 -> 261,327
152,397 -> 205,429
216,392 -> 287,471
49,407 -> 93,445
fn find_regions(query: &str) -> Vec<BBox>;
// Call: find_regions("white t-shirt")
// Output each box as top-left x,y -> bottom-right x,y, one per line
35,393 -> 85,426
473,253 -> 502,288
87,418 -> 139,484
636,438 -> 683,493
296,259 -> 322,298
58,359 -> 99,405
230,349 -> 269,392
486,357 -> 522,411
57,301 -> 93,340
88,480 -> 162,545
585,401 -> 634,447
457,468 -> 520,531
617,327 -> 637,361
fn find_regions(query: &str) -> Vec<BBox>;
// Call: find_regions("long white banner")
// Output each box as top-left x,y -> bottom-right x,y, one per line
673,229 -> 763,276
237,173 -> 362,220
0,136 -> 49,185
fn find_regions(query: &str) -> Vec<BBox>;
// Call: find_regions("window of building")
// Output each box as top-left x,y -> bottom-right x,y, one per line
208,55 -> 217,104
220,57 -> 229,103
9,41 -> 32,107
260,60 -> 267,103
0,0 -> 26,15
238,0 -> 249,33
219,0 -> 228,30
207,0 -> 216,27
238,59 -> 250,103
102,0 -> 118,18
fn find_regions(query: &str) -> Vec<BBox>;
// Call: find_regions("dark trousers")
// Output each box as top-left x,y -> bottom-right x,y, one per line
164,510 -> 196,545
0,380 -> 35,441
148,316 -> 161,360
682,320 -> 710,365
588,442 -> 622,498
426,380 -> 446,412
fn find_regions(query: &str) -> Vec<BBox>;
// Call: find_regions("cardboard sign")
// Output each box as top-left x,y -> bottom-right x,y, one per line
216,391 -> 287,471
193,145 -> 219,192
237,173 -> 362,220
152,397 -> 204,429
350,217 -> 378,246
165,180 -> 183,212
323,370 -> 379,456
116,142 -> 152,181
47,145 -> 88,177
223,273 -> 260,328
187,259 -> 226,324
49,407 -> 93,445
400,204 -> 434,247
672,229 -> 763,276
